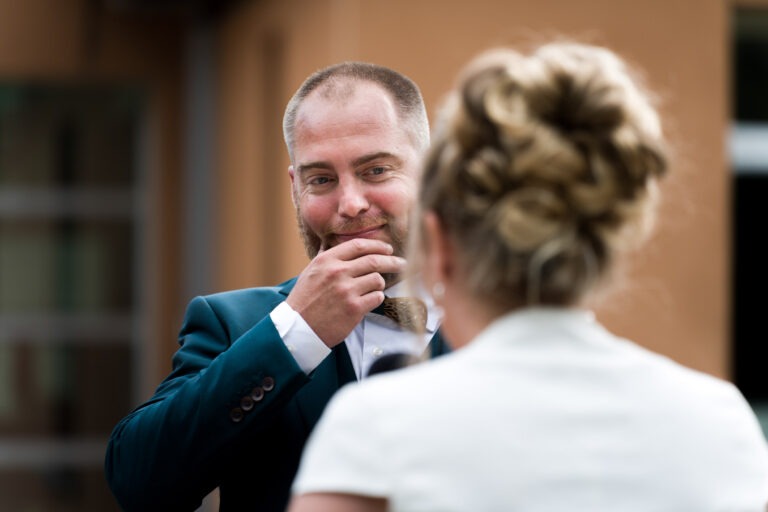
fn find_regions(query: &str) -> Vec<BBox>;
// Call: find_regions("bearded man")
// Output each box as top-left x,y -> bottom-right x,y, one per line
105,61 -> 447,512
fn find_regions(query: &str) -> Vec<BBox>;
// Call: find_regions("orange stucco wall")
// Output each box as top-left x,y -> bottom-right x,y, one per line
0,0 -> 748,383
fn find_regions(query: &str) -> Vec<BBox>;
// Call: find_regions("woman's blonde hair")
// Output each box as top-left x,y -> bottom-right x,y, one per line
412,42 -> 668,309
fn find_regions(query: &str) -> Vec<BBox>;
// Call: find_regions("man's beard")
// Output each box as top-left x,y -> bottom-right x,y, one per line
296,208 -> 408,288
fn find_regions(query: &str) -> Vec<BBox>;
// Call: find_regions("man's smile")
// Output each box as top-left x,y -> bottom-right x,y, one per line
334,225 -> 385,242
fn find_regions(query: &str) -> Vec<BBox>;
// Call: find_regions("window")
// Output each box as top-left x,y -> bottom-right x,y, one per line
0,85 -> 143,511
731,8 -> 768,437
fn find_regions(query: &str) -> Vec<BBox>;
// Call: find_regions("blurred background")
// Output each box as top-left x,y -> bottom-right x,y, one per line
0,0 -> 765,510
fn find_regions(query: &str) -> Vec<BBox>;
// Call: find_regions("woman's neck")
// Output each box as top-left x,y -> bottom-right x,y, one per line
440,286 -> 507,349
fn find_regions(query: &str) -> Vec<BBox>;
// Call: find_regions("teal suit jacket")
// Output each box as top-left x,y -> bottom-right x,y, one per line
105,277 -> 448,511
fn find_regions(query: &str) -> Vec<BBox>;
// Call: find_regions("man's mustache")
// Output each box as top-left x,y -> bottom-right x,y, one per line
321,215 -> 391,238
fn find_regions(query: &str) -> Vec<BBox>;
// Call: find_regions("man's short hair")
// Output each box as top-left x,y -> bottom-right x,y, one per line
283,61 -> 430,162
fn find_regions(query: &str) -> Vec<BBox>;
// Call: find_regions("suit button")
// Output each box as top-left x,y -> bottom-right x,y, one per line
230,407 -> 244,423
251,387 -> 264,402
240,396 -> 254,411
262,376 -> 275,391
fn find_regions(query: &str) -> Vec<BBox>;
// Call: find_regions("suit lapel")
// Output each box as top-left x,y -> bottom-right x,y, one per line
294,342 -> 356,431
333,342 -> 357,383
277,277 -> 298,297
427,330 -> 451,358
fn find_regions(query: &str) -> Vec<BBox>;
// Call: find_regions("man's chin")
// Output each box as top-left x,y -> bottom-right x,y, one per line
381,271 -> 403,288
302,234 -> 403,287
322,233 -> 391,251
300,225 -> 405,263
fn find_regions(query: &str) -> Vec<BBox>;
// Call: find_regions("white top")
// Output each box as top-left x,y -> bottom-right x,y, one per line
292,308 -> 768,511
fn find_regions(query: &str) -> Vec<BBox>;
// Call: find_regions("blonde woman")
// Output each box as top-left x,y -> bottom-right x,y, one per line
287,42 -> 768,512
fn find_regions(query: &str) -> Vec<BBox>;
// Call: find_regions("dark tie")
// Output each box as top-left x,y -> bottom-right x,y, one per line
371,296 -> 427,332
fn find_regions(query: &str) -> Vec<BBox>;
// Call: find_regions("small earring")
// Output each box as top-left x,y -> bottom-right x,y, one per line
432,282 -> 445,300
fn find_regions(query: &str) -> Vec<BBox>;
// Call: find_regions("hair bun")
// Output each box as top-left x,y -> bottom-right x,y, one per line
527,48 -> 628,137
417,42 -> 668,308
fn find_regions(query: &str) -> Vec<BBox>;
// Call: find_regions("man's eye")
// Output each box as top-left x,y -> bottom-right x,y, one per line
308,176 -> 332,186
366,166 -> 388,177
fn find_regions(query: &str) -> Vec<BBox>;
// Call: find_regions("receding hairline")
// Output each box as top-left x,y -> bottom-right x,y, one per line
283,62 -> 430,161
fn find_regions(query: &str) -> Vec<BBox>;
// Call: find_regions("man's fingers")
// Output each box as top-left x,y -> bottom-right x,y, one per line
353,272 -> 387,297
323,238 -> 394,261
359,289 -> 386,313
346,253 -> 406,278
314,239 -> 404,277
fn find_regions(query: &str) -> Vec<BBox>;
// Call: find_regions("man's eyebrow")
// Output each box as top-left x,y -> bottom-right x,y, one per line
351,151 -> 402,168
297,152 -> 403,174
296,161 -> 333,174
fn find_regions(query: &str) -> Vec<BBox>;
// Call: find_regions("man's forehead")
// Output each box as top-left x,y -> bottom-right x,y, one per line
313,77 -> 358,102
294,91 -> 401,147
291,80 -> 416,171
297,81 -> 395,121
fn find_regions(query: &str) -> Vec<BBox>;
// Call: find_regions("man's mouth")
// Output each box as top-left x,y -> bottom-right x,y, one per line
334,225 -> 384,242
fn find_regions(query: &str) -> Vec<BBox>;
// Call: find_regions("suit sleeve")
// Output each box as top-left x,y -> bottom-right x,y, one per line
104,294 -> 311,511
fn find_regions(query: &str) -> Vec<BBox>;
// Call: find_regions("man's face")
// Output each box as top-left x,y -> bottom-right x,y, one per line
289,82 -> 420,266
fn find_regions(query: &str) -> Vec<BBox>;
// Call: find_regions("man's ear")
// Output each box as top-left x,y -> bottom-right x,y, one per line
423,211 -> 453,284
288,165 -> 297,206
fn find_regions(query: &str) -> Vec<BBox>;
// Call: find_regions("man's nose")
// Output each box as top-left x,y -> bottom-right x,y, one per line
337,180 -> 370,218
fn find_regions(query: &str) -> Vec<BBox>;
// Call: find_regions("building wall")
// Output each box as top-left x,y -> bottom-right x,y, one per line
0,0 -> 739,394
214,0 -> 732,378
0,0 -> 747,383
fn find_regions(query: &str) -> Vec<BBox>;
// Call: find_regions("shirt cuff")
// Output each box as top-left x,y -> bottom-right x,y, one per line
270,301 -> 331,374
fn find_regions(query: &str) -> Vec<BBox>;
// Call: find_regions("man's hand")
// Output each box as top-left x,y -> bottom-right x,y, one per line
286,239 -> 405,347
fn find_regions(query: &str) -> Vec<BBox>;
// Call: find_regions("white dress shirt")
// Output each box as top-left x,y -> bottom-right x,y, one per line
270,280 -> 440,379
